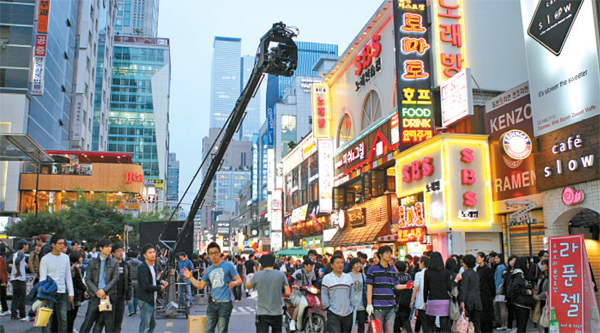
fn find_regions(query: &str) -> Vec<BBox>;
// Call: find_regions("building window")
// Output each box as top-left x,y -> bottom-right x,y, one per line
337,113 -> 353,148
361,90 -> 382,130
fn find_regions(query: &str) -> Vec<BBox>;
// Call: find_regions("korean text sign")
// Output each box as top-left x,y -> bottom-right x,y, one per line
549,234 -> 598,332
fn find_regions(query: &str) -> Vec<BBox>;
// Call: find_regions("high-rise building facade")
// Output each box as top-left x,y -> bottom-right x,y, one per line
239,55 -> 262,141
114,0 -> 159,37
166,152 -> 179,208
209,37 -> 241,129
215,168 -> 251,213
266,41 -> 338,109
107,36 -> 170,181
71,0 -> 117,151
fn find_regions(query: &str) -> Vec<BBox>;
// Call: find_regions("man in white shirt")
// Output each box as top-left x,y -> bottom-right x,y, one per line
39,234 -> 74,333
410,256 -> 429,333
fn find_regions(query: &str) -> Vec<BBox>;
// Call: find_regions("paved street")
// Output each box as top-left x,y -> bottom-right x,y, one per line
0,294 -> 257,333
0,294 -> 542,333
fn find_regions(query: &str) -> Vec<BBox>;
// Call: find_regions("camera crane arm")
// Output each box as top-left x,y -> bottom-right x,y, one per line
171,22 -> 298,257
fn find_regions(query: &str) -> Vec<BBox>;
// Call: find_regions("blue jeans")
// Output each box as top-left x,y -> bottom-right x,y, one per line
43,292 -> 68,333
205,301 -> 233,333
138,300 -> 156,333
178,280 -> 191,307
129,283 -> 139,313
372,306 -> 396,333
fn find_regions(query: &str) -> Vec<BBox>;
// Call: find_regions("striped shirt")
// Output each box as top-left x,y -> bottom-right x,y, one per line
366,263 -> 399,308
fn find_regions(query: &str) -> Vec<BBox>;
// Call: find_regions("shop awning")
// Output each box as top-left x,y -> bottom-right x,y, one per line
326,220 -> 389,247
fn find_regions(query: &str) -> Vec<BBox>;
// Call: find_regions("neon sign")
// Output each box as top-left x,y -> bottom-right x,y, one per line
312,83 -> 331,138
393,0 -> 435,149
398,226 -> 427,243
433,0 -> 468,83
355,35 -> 382,91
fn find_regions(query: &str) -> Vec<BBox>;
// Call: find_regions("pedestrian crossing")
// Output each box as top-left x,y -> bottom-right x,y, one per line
230,305 -> 256,316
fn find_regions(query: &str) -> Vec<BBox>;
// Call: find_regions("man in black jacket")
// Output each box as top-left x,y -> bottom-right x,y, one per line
138,244 -> 168,333
80,238 -> 120,333
112,244 -> 132,333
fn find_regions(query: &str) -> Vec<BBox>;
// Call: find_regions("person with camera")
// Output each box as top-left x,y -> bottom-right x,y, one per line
80,238 -> 119,333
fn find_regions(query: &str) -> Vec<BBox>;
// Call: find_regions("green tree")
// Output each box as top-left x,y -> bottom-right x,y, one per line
6,210 -> 68,238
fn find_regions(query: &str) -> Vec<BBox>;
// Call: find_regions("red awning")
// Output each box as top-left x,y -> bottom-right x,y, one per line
45,150 -> 133,164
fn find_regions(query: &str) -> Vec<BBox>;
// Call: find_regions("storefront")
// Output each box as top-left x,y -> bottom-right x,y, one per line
484,83 -> 545,257
393,134 -> 500,257
533,117 -> 600,306
19,151 -> 146,213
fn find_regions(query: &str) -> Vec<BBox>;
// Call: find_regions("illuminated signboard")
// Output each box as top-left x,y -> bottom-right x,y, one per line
318,139 -> 334,211
432,0 -> 468,85
394,134 -> 493,232
398,227 -> 427,243
312,83 -> 331,138
124,172 -> 143,184
441,68 -> 473,127
354,34 -> 382,91
393,0 -> 435,150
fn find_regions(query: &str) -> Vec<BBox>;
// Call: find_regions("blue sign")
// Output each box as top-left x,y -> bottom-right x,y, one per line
267,107 -> 275,148
252,134 -> 258,202
262,138 -> 268,201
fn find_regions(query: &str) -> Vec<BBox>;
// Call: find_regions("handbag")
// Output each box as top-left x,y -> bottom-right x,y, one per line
452,311 -> 470,333
531,300 -> 541,323
539,304 -> 550,328
34,306 -> 53,327
449,296 -> 460,321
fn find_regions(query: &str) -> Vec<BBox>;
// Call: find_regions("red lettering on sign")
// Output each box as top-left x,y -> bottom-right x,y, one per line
460,148 -> 474,163
461,169 -> 475,184
463,191 -> 477,206
402,157 -> 434,183
354,35 -> 382,76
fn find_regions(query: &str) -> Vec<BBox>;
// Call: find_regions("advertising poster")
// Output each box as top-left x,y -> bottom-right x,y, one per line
520,0 -> 600,136
549,234 -> 600,332
252,134 -> 258,202
485,82 -> 539,205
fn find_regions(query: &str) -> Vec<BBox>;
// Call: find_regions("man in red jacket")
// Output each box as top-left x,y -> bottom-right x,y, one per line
0,255 -> 8,316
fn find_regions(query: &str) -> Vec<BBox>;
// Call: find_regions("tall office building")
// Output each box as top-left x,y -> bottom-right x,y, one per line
107,36 -> 170,182
266,41 -> 338,109
166,152 -> 179,209
114,0 -> 159,37
71,0 -> 117,151
209,37 -> 241,129
239,55 -> 262,141
0,0 -> 81,214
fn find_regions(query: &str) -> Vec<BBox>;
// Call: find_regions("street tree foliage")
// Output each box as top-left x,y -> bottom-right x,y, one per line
7,192 -> 174,248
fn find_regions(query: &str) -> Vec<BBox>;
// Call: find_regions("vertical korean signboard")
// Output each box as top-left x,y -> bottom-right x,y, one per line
520,0 -> 600,136
312,83 -> 331,138
318,139 -> 334,211
549,234 -> 600,332
31,0 -> 52,96
252,134 -> 258,202
432,0 -> 468,85
393,0 -> 435,151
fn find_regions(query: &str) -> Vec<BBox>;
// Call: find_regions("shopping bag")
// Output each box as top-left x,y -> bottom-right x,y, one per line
539,305 -> 549,328
34,307 -> 53,327
99,295 -> 112,312
531,300 -> 541,323
451,311 -> 470,333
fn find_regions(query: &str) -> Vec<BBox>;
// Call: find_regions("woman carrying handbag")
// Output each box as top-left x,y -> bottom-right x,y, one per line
456,255 -> 482,333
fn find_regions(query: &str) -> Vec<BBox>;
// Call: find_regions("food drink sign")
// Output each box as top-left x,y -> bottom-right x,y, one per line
393,0 -> 435,151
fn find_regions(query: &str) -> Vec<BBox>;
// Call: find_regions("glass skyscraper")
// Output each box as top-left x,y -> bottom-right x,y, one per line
167,152 -> 179,208
266,41 -> 338,109
114,0 -> 159,37
239,55 -> 262,141
107,36 -> 170,180
210,37 -> 241,129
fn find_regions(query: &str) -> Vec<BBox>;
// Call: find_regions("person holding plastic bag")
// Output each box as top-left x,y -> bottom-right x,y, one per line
456,254 -> 482,332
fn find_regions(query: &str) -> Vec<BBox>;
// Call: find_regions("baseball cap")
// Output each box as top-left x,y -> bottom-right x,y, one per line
37,235 -> 47,242
304,258 -> 315,266
18,239 -> 29,246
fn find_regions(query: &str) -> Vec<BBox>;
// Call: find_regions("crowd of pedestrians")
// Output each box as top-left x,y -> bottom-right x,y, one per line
1,237 -> 596,333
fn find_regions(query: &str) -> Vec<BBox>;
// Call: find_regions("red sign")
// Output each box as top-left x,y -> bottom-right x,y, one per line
549,234 -> 599,332
34,35 -> 47,57
37,0 -> 51,34
124,172 -> 143,184
398,227 -> 426,243
562,187 -> 585,206
354,34 -> 382,90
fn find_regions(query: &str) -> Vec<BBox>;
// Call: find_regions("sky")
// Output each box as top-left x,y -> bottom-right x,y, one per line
157,0 -> 385,209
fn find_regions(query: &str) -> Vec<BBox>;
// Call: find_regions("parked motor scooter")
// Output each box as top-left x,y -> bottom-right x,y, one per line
283,285 -> 326,333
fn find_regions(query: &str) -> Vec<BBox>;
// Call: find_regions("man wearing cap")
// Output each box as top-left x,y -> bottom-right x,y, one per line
288,258 -> 316,331
11,239 -> 29,320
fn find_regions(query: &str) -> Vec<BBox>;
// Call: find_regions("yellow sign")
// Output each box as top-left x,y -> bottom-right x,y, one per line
394,134 -> 493,232
147,178 -> 164,190
312,83 -> 331,138
432,0 -> 468,85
